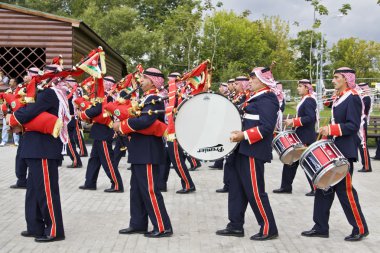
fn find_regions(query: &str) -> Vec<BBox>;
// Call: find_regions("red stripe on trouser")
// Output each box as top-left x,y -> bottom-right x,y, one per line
67,140 -> 77,166
346,173 -> 365,234
249,157 -> 269,235
191,158 -> 197,167
42,159 -> 57,237
147,164 -> 165,232
173,141 -> 190,190
76,122 -> 85,155
102,141 -> 119,190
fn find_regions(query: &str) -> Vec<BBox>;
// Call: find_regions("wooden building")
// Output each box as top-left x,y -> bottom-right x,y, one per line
0,3 -> 127,81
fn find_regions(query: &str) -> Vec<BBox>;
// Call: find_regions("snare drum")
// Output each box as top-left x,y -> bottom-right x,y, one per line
174,92 -> 242,161
299,139 -> 349,189
272,130 -> 305,165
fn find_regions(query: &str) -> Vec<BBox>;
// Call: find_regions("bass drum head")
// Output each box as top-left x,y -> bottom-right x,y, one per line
175,93 -> 242,161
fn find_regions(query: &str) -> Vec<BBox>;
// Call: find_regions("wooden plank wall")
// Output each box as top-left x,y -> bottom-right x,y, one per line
0,8 -> 73,67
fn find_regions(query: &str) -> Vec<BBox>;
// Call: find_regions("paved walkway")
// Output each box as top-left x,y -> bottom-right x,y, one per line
0,144 -> 379,253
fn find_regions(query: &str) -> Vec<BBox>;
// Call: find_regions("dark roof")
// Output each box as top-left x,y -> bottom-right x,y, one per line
0,2 -> 126,64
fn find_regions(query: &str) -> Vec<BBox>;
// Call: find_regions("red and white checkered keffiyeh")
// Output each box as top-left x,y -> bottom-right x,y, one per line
52,79 -> 70,151
335,67 -> 356,89
235,76 -> 250,91
27,67 -> 40,77
252,67 -> 276,88
298,79 -> 314,94
144,68 -> 165,90
103,76 -> 115,92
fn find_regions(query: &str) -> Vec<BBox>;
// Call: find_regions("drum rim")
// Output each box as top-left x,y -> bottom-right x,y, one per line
313,159 -> 349,190
174,91 -> 243,162
299,139 -> 334,163
272,130 -> 297,146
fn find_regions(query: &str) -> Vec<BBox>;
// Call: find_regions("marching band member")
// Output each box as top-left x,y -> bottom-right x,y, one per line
10,65 -> 68,242
115,68 -> 172,238
73,79 -> 88,156
216,67 -> 279,241
301,67 -> 369,241
165,72 -> 197,194
8,69 -> 37,189
357,82 -> 372,172
65,77 -> 82,168
273,79 -> 316,196
78,83 -> 124,193
216,76 -> 250,193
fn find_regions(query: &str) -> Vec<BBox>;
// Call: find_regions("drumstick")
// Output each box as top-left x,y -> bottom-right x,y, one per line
283,114 -> 289,131
316,117 -> 330,141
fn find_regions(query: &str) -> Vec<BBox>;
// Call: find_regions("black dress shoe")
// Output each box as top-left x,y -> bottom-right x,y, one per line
119,227 -> 147,234
273,188 -> 292,194
208,165 -> 222,169
144,228 -> 173,238
250,232 -> 278,241
216,228 -> 244,237
67,164 -> 83,168
216,188 -> 228,193
344,232 -> 369,241
176,187 -> 196,194
78,185 -> 96,190
104,188 -> 124,193
21,231 -> 38,238
10,184 -> 27,189
358,169 -> 372,173
305,190 -> 315,196
301,229 -> 329,238
35,235 -> 65,242
189,165 -> 200,171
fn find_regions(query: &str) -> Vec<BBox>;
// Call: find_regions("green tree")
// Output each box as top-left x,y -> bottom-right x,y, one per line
258,16 -> 295,81
291,30 -> 328,80
329,38 -> 380,78
200,11 -> 268,82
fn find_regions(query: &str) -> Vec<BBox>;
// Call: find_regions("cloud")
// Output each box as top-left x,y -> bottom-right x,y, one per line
211,0 -> 380,45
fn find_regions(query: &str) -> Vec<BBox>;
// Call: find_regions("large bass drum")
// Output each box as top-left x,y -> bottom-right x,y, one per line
175,92 -> 242,161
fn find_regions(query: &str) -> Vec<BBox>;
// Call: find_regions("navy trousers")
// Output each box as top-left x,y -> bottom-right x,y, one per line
15,134 -> 27,187
312,161 -> 368,235
66,127 -> 82,167
113,135 -> 127,169
84,139 -> 124,191
73,120 -> 88,157
187,156 -> 201,168
358,124 -> 372,171
280,161 -> 314,191
227,153 -> 278,236
25,159 -> 64,237
129,164 -> 172,232
167,140 -> 195,190
158,146 -> 171,191
212,159 -> 224,169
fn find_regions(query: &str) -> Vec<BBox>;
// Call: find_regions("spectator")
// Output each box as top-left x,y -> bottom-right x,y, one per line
0,70 -> 9,86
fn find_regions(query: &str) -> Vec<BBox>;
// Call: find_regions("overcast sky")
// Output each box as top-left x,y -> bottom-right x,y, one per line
212,0 -> 380,45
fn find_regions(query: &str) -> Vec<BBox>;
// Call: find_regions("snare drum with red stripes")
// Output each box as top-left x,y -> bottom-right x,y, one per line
272,130 -> 305,165
299,139 -> 349,190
